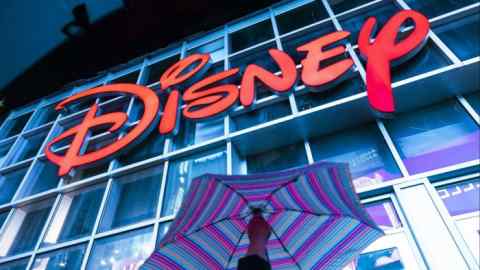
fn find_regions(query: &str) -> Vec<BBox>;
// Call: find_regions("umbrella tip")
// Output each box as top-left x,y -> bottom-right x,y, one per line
251,208 -> 262,216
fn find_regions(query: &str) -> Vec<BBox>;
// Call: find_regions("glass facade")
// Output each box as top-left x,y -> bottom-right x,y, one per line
0,0 -> 479,269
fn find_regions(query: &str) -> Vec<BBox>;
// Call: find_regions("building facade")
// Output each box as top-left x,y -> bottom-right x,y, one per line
0,0 -> 479,269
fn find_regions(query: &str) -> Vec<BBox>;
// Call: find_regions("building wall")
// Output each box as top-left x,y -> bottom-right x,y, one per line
0,0 -> 479,269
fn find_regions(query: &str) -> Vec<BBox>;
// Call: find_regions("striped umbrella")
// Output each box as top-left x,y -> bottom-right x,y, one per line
142,162 -> 383,269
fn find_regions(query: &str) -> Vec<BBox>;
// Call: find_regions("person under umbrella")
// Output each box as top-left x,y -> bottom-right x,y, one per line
142,162 -> 383,269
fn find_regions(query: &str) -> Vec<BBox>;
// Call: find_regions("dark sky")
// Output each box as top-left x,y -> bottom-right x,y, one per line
0,0 -> 281,110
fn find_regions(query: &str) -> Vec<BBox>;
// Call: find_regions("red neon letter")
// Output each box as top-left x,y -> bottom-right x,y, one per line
240,49 -> 297,107
297,31 -> 354,90
358,10 -> 429,113
160,54 -> 210,90
182,69 -> 239,120
45,84 -> 159,176
159,89 -> 181,135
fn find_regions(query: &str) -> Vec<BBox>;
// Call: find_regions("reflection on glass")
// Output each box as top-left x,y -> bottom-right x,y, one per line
434,14 -> 480,61
162,149 -> 227,216
310,124 -> 402,189
66,136 -> 115,183
32,244 -> 86,270
338,1 -> 400,44
86,227 -> 155,270
436,178 -> 480,217
403,0 -> 476,18
365,201 -> 402,231
229,42 -> 278,85
35,104 -> 59,127
173,118 -> 224,150
108,71 -> 140,84
146,55 -> 180,85
229,20 -> 274,53
385,100 -> 479,174
0,259 -> 29,270
0,210 -> 9,229
157,222 -> 172,246
466,92 -> 480,114
391,40 -> 451,83
12,131 -> 48,163
43,186 -> 105,245
247,142 -> 307,174
8,200 -> 53,255
232,101 -> 291,131
0,112 -> 32,139
0,143 -> 11,167
276,1 -> 328,34
99,164 -> 163,231
295,73 -> 364,111
281,22 -> 337,64
188,38 -> 225,63
20,159 -> 60,198
118,129 -> 165,166
344,248 -> 405,270
0,166 -> 29,205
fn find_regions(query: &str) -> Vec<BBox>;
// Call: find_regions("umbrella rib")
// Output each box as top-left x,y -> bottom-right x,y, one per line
225,229 -> 247,269
261,174 -> 302,209
270,227 -> 302,270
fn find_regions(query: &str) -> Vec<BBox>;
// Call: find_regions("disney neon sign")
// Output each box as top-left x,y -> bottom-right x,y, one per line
45,10 -> 430,176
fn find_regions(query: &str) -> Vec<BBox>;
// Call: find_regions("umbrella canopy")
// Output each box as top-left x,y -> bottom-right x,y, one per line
142,162 -> 384,270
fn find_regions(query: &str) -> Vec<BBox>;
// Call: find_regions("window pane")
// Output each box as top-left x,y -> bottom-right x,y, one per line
247,142 -> 308,173
231,101 -> 292,131
329,0 -> 372,14
173,118 -> 224,150
338,1 -> 400,44
146,55 -> 180,85
66,136 -> 115,183
99,164 -> 163,231
229,42 -> 278,83
295,73 -> 364,111
0,259 -> 29,270
108,70 -> 140,84
0,166 -> 29,205
34,104 -> 59,127
32,244 -> 86,270
465,91 -> 480,114
365,200 -> 402,231
20,159 -> 60,198
0,112 -> 33,139
281,21 -> 337,65
86,227 -> 155,270
434,14 -> 480,61
403,0 -> 477,18
0,210 -> 9,229
8,200 -> 53,255
436,178 -> 480,217
385,100 -> 480,174
188,38 -> 225,63
310,124 -> 402,189
157,221 -> 172,245
11,130 -> 48,163
118,129 -> 165,166
276,2 -> 329,34
230,20 -> 274,53
0,142 -> 11,167
162,148 -> 227,216
43,186 -> 105,245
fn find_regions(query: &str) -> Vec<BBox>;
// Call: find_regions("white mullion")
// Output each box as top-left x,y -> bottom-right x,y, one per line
79,177 -> 113,270
25,193 -> 63,270
457,95 -> 480,125
376,120 -> 410,177
226,141 -> 233,175
304,140 -> 314,164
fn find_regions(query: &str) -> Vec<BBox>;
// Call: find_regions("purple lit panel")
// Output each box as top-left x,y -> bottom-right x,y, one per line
365,201 -> 402,231
437,179 -> 480,216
